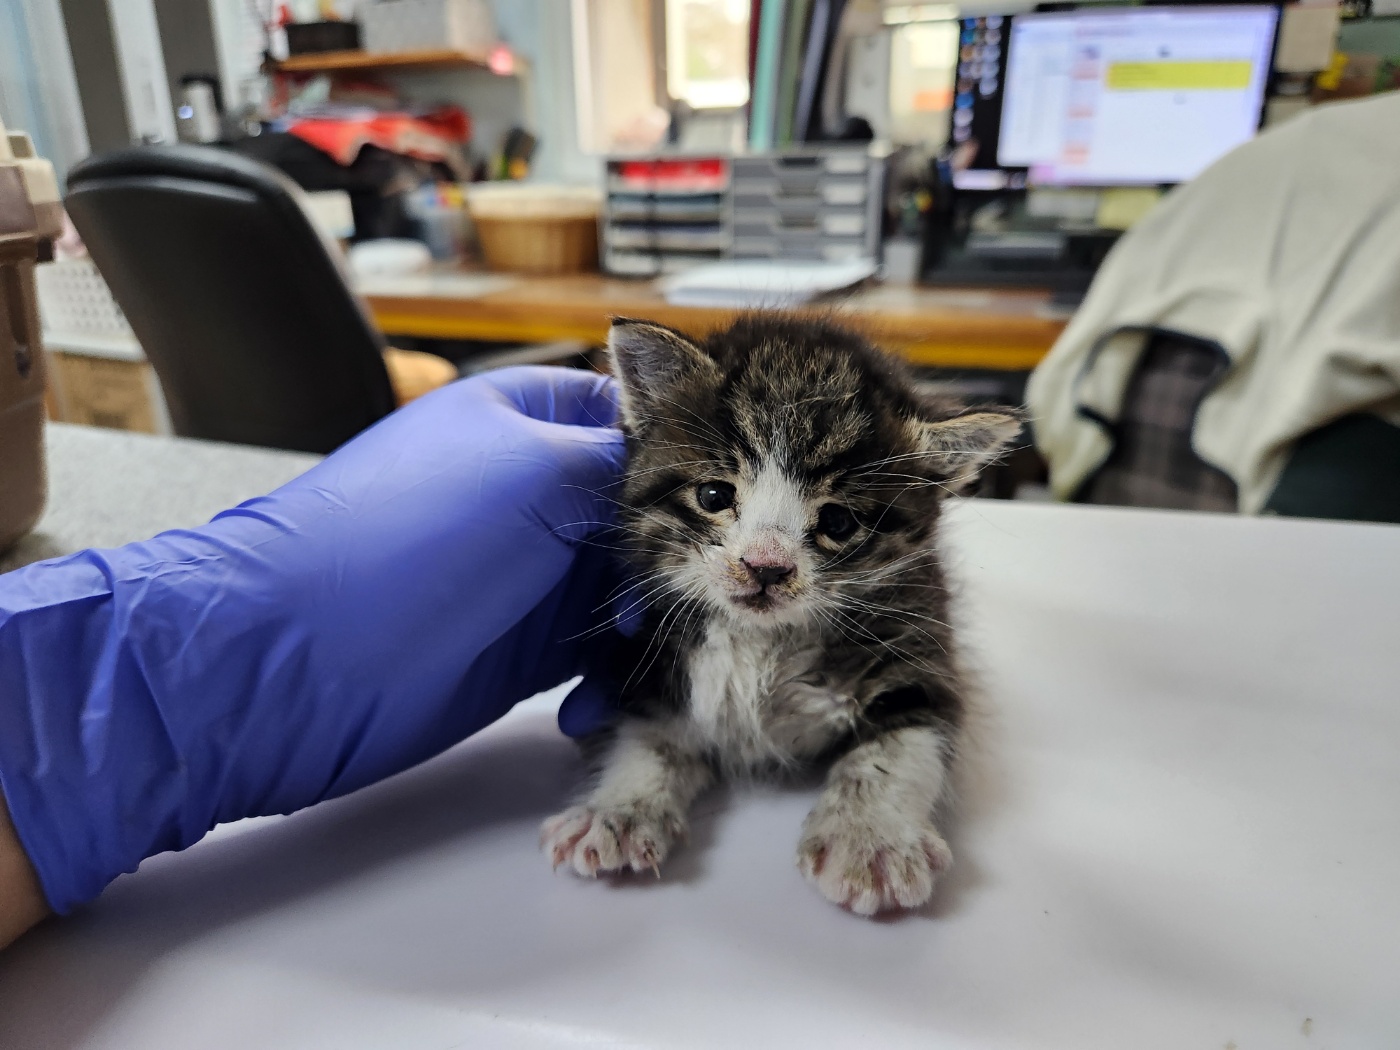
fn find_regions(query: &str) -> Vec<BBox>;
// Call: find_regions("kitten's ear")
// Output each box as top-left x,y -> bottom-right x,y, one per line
608,318 -> 718,429
909,410 -> 1022,488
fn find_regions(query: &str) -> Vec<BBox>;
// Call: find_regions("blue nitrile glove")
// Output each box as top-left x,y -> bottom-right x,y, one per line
0,367 -> 627,914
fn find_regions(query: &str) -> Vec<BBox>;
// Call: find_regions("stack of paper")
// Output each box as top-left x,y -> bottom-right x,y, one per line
660,259 -> 878,308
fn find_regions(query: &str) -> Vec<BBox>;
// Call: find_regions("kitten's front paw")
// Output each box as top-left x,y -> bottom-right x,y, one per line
796,814 -> 952,916
540,803 -> 684,878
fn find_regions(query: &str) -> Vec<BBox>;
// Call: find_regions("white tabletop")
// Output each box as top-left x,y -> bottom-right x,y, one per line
2,491 -> 1398,1049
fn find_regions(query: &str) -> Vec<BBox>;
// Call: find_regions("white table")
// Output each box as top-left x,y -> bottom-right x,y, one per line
2,430 -> 1398,1048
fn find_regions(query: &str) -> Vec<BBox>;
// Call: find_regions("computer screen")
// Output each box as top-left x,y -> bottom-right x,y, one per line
997,6 -> 1279,186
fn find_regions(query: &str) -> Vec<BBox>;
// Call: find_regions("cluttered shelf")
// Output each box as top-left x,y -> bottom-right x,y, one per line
271,48 -> 504,74
360,273 -> 1071,372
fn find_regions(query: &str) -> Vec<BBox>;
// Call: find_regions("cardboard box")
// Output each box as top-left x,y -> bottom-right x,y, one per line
45,350 -> 164,433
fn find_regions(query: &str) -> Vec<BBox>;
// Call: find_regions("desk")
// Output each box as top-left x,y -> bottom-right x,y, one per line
2,428 -> 1399,1048
362,273 -> 1071,372
0,425 -> 319,575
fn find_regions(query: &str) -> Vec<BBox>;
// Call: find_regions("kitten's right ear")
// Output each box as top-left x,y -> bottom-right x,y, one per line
608,318 -> 718,429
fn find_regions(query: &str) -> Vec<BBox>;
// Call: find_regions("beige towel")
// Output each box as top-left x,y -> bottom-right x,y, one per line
1028,93 -> 1400,512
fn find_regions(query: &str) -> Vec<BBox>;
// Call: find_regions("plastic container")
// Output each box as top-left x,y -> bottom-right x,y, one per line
33,258 -> 137,351
466,184 -> 601,275
347,238 -> 432,279
405,184 -> 469,261
31,258 -> 173,435
285,20 -> 360,54
360,0 -> 496,55
0,121 -> 58,554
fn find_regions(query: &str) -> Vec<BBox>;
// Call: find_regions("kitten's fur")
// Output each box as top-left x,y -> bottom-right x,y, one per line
541,315 -> 1018,915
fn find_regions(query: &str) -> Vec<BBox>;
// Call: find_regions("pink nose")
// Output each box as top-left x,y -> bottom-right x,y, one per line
741,556 -> 795,589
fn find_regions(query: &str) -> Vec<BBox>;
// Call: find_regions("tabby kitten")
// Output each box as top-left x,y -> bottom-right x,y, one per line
542,315 -> 1018,915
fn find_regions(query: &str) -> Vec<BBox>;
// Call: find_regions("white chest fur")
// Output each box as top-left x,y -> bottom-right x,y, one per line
683,620 -> 858,769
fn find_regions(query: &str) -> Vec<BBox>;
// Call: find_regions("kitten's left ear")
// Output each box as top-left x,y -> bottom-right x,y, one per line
909,410 -> 1023,487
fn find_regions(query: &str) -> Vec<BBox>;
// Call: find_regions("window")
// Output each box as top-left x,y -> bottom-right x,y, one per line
664,0 -> 750,110
573,0 -> 665,152
573,0 -> 750,154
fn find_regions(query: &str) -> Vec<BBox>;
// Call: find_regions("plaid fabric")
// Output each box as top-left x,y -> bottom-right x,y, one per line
1079,333 -> 1239,512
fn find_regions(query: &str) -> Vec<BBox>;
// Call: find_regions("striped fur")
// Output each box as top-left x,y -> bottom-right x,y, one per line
543,314 -> 1017,914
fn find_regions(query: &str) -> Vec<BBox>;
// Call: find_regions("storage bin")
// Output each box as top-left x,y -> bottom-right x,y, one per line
46,351 -> 166,434
727,147 -> 886,261
285,21 -> 360,54
360,0 -> 496,55
33,259 -> 136,349
33,258 -> 171,434
0,122 -> 57,554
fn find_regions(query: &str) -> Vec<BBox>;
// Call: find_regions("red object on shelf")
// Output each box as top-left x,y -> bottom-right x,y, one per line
288,108 -> 471,166
487,44 -> 515,75
613,158 -> 728,192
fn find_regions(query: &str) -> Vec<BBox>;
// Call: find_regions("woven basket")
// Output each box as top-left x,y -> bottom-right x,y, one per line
467,185 -> 601,275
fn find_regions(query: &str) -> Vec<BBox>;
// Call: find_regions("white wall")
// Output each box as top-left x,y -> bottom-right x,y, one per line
468,0 -> 599,184
0,0 -> 90,181
105,0 -> 175,143
209,0 -> 597,185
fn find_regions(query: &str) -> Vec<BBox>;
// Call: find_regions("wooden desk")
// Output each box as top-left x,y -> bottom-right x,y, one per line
362,273 -> 1071,372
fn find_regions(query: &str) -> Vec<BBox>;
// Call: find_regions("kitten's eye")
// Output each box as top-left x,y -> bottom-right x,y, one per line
818,503 -> 859,541
696,481 -> 736,513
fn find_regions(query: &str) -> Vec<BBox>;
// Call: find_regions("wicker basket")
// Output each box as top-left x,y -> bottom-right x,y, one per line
466,185 -> 601,275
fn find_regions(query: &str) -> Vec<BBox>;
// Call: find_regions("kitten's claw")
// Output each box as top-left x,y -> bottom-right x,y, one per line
797,816 -> 952,916
540,804 -> 683,879
541,807 -> 593,870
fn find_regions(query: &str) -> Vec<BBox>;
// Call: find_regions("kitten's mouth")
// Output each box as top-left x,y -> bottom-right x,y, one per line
730,588 -> 791,614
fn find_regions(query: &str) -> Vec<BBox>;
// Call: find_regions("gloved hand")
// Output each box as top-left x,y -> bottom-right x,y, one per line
0,367 -> 626,914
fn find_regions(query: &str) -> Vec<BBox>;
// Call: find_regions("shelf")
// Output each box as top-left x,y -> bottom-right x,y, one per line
272,48 -> 506,74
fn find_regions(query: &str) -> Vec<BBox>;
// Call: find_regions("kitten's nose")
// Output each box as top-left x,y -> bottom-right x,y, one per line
742,558 -> 794,589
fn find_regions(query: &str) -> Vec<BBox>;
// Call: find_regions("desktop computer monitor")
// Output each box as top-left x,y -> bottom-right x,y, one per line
952,5 -> 1279,189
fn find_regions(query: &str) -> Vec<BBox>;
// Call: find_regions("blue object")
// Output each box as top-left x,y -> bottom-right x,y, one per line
0,368 -> 627,914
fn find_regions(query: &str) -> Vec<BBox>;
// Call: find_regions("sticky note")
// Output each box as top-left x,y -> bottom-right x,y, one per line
1096,188 -> 1163,231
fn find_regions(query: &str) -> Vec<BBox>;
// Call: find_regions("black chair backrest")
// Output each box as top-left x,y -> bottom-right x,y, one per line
65,144 -> 396,453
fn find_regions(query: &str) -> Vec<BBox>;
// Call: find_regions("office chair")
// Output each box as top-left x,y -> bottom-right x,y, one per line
64,144 -> 401,453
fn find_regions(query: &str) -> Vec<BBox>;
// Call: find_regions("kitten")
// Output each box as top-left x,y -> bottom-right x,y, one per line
542,315 -> 1018,915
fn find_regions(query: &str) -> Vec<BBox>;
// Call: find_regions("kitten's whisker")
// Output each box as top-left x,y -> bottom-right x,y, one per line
642,390 -> 730,443
623,458 -> 727,482
831,594 -> 953,647
550,521 -> 693,558
822,517 -> 890,572
610,576 -> 692,626
817,593 -> 946,666
669,594 -> 710,680
815,595 -> 950,675
828,546 -> 942,584
621,587 -> 704,696
854,471 -> 963,498
588,564 -> 687,615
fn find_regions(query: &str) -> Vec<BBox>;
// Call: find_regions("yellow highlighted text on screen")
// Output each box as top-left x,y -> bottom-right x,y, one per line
1106,60 -> 1253,91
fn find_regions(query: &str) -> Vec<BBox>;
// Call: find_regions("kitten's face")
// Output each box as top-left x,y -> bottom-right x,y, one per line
610,317 -> 1018,629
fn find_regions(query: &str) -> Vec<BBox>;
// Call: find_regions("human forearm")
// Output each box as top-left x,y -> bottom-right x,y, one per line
0,788 -> 47,950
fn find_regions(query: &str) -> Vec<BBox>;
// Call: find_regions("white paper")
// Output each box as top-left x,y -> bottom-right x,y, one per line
1275,4 -> 1341,74
660,259 -> 878,308
353,273 -> 517,299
